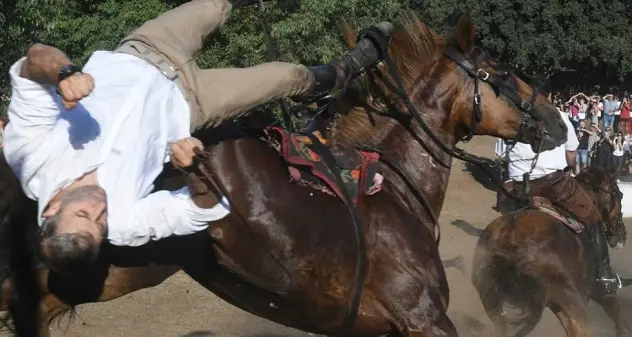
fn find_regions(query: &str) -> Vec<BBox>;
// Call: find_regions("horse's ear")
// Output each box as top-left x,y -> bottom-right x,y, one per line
338,18 -> 357,48
611,165 -> 622,177
455,13 -> 476,55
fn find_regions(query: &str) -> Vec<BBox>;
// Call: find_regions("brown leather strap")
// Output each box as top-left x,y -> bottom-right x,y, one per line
173,148 -> 224,208
116,41 -> 178,80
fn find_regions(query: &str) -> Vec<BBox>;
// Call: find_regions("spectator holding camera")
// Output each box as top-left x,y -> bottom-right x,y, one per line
576,120 -> 592,172
620,96 -> 631,135
613,132 -> 625,178
603,94 -> 619,129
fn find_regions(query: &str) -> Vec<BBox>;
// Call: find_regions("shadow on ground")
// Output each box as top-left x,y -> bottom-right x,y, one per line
453,314 -> 488,337
589,294 -> 632,334
442,256 -> 466,275
462,160 -> 503,192
451,220 -> 483,237
242,334 -> 303,337
181,333 -> 304,337
181,331 -> 215,337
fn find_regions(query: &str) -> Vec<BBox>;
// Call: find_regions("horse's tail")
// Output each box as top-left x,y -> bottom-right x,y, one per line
5,193 -> 41,336
0,152 -> 41,335
472,224 -> 546,337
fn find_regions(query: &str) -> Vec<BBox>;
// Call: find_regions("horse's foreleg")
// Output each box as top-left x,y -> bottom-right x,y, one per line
380,281 -> 457,337
594,295 -> 632,337
549,292 -> 590,337
389,311 -> 457,337
37,265 -> 180,335
39,293 -> 70,337
92,265 -> 181,300
1,276 -> 72,336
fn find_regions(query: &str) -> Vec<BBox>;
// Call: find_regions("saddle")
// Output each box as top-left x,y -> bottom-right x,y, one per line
499,180 -> 584,233
264,127 -> 383,206
530,196 -> 584,233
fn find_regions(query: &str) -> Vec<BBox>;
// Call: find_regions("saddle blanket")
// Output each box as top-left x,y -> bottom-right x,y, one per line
265,127 -> 383,206
531,197 -> 584,233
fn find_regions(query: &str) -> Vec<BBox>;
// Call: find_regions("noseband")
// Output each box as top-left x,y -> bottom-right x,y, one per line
444,47 -> 540,142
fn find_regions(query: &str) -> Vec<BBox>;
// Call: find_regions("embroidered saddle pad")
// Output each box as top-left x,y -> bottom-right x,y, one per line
265,126 -> 382,206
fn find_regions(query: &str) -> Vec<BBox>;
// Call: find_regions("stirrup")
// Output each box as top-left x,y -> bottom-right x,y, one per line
605,274 -> 623,289
597,273 -> 623,293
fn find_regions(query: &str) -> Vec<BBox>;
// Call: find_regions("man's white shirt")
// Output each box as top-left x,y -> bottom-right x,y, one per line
4,51 -> 229,246
501,110 -> 578,181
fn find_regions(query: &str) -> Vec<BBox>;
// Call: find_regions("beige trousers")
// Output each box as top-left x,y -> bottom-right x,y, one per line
116,0 -> 313,131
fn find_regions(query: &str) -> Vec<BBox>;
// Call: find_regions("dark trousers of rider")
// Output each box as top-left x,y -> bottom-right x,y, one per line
496,171 -> 601,226
527,171 -> 601,225
116,0 -> 314,131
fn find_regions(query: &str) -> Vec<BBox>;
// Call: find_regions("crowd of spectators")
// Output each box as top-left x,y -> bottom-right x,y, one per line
554,92 -> 632,180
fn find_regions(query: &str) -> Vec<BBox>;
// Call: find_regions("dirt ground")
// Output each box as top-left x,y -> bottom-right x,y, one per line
25,136 -> 632,336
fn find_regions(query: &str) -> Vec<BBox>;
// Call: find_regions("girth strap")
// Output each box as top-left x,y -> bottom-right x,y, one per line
299,132 -> 367,336
116,41 -> 178,80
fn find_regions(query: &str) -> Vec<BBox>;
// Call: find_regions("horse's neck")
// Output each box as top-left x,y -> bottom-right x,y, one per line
384,118 -> 454,219
335,65 -> 461,221
348,98 -> 455,223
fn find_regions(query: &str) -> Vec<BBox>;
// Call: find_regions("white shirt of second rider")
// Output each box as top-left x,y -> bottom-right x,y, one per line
504,110 -> 579,181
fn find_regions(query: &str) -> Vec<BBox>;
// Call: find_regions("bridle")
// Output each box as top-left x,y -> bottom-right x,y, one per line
356,26 -> 543,202
443,46 -> 540,142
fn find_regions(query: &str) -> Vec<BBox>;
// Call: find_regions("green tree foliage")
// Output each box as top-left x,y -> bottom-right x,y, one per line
2,0 -> 632,111
0,0 -> 404,110
418,0 -> 632,89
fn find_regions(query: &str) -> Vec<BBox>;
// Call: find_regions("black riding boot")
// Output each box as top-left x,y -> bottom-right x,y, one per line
588,222 -> 622,294
307,22 -> 394,98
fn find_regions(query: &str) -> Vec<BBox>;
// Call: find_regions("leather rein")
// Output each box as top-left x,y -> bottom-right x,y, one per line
357,26 -> 542,203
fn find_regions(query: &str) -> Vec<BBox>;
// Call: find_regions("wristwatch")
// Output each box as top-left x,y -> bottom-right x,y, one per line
56,64 -> 81,95
58,64 -> 81,83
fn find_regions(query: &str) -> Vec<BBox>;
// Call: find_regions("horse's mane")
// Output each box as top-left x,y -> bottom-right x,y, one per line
575,166 -> 617,209
332,12 -> 447,147
576,166 -> 611,189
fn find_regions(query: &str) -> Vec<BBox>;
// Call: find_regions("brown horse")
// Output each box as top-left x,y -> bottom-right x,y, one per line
1,13 -> 567,337
472,165 -> 631,337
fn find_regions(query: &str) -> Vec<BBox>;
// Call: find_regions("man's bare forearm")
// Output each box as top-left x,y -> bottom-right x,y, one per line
566,151 -> 577,169
20,44 -> 72,85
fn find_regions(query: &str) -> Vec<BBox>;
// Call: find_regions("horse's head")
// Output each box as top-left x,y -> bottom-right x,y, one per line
442,13 -> 566,151
337,13 -> 566,152
577,167 -> 626,249
334,13 -> 568,155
